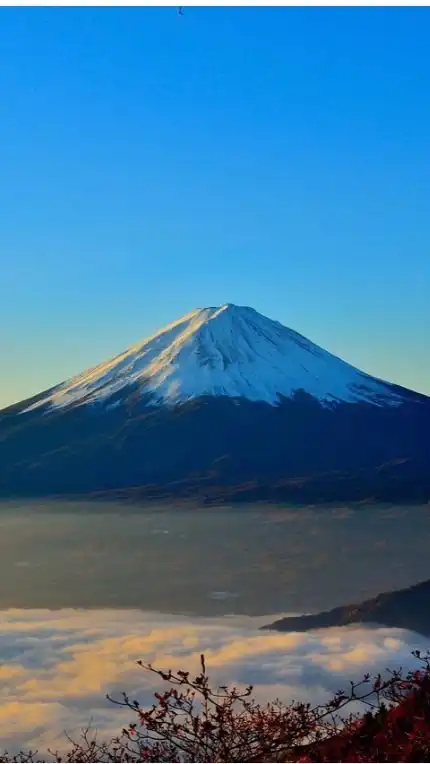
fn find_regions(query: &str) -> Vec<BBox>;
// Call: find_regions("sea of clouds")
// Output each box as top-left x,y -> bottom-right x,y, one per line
0,609 -> 427,756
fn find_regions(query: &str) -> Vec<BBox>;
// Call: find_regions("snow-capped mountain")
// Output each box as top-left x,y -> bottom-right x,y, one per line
1,304 -> 429,504
23,303 -> 402,412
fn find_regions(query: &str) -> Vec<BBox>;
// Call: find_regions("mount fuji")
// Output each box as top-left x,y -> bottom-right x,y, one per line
1,304 -> 429,503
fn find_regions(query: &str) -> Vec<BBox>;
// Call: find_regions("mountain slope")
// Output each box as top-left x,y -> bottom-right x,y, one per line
0,304 -> 429,503
264,578 -> 430,638
19,304 -> 405,412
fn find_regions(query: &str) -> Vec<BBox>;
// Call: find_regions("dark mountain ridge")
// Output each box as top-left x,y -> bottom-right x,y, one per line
264,578 -> 430,638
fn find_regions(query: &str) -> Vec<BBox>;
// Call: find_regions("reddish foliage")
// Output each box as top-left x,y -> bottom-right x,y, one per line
3,650 -> 430,761
300,653 -> 430,762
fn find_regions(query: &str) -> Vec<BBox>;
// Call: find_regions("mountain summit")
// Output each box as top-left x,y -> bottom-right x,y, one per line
23,303 -> 403,412
1,304 -> 429,503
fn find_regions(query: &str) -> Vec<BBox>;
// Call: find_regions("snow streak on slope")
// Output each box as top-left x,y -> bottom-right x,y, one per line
23,304 -> 403,412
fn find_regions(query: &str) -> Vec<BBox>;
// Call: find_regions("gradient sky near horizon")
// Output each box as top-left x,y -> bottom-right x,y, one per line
1,6 -> 429,408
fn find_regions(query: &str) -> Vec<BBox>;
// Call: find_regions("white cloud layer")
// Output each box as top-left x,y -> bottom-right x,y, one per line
0,609 -> 427,756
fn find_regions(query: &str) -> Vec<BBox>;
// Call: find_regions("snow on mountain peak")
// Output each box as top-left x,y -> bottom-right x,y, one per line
23,304 -> 403,412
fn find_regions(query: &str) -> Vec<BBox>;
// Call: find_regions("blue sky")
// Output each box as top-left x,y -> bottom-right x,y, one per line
1,6 -> 429,407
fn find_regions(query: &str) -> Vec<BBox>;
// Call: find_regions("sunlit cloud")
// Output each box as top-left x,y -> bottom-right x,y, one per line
0,609 -> 426,755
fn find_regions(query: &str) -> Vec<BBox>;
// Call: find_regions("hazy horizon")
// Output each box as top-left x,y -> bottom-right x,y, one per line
1,501 -> 429,614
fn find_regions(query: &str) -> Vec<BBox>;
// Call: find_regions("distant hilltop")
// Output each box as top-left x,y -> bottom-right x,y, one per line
263,578 -> 430,638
